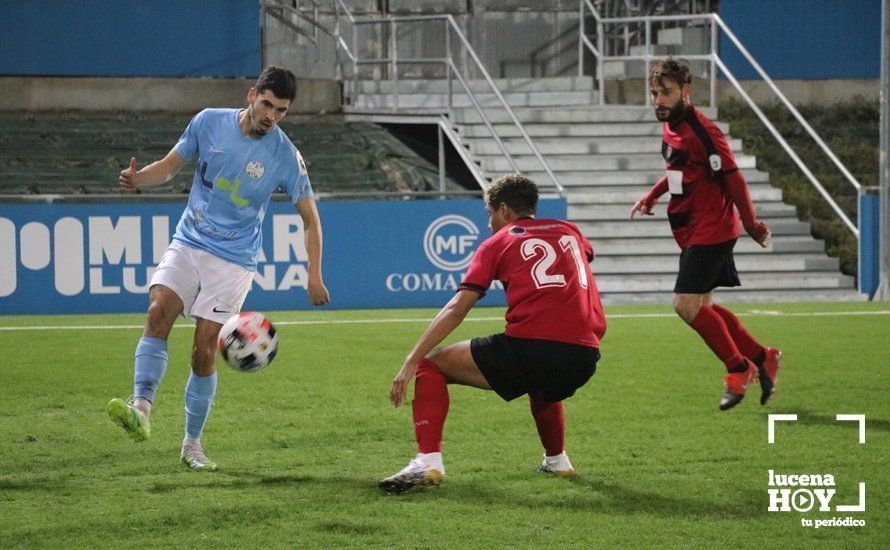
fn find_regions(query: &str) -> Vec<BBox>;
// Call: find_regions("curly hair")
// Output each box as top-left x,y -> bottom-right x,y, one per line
649,56 -> 692,87
484,173 -> 538,216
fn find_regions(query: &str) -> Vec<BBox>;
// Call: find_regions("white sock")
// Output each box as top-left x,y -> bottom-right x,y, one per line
544,451 -> 573,471
416,452 -> 444,474
182,436 -> 200,449
133,397 -> 152,418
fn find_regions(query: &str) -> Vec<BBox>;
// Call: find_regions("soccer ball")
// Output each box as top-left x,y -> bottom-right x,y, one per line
217,312 -> 279,373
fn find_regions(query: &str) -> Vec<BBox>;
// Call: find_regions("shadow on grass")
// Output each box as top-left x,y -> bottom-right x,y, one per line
375,475 -> 764,520
566,477 -> 763,519
143,468 -> 763,521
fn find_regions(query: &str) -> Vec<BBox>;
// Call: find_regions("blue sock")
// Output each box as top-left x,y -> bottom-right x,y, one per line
133,337 -> 168,403
184,371 -> 218,439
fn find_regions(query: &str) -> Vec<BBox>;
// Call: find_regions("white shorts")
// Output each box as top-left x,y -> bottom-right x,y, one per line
150,240 -> 254,325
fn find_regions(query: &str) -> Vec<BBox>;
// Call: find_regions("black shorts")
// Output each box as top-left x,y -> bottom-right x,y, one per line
470,334 -> 599,402
674,238 -> 741,294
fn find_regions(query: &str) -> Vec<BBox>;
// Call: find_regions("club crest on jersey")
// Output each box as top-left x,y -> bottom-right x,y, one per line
246,160 -> 265,179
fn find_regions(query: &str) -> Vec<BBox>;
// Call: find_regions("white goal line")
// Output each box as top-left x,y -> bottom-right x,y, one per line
1,309 -> 888,332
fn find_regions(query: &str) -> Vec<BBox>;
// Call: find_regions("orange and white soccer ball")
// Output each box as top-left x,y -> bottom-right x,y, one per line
217,312 -> 279,373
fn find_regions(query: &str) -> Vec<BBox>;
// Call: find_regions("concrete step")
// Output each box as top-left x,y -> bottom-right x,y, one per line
599,288 -> 866,305
527,168 -> 770,187
593,271 -> 856,293
348,76 -> 595,95
457,120 -> 729,138
451,105 -> 718,124
563,186 -> 782,204
569,201 -> 798,220
577,218 -> 811,238
591,253 -> 839,274
478,154 -> 757,173
587,236 -> 826,255
466,136 -> 743,156
348,90 -> 598,110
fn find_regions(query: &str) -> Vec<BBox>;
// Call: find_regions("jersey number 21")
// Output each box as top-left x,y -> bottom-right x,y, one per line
520,236 -> 589,290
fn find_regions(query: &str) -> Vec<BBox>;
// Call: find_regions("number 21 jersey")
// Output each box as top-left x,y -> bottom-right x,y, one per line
458,217 -> 606,348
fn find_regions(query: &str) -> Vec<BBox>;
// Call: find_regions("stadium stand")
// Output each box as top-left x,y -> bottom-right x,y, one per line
0,112 -> 462,196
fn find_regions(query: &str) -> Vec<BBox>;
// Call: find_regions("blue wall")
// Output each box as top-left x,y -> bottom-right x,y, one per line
0,1 -> 260,77
0,198 -> 568,314
719,0 -> 881,80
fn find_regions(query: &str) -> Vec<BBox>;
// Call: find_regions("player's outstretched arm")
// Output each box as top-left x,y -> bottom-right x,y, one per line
296,198 -> 331,306
390,290 -> 479,407
119,148 -> 186,193
630,175 -> 669,220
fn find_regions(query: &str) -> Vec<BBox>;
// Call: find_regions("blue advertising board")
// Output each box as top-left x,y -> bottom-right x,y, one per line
0,198 -> 566,315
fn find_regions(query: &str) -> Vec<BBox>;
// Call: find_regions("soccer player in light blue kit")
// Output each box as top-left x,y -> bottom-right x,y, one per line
108,67 -> 330,470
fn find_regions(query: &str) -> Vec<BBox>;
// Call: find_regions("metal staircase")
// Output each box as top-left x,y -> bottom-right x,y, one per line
264,0 -> 865,303
342,76 -> 860,302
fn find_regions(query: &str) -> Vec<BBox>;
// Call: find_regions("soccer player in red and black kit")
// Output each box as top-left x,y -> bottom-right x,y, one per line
380,174 -> 606,493
630,57 -> 782,411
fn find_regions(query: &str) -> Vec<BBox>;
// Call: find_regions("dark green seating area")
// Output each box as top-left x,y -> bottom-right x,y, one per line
0,112 -> 462,196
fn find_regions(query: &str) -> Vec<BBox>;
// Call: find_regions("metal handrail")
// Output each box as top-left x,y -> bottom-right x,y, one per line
577,2 -> 863,236
441,15 -> 565,193
714,56 -> 858,235
262,0 -> 329,44
713,15 -> 862,195
437,116 -> 488,190
331,1 -> 564,196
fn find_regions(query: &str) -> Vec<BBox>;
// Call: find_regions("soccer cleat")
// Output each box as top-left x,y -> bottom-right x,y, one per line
181,440 -> 218,471
719,360 -> 757,411
757,347 -> 783,405
535,451 -> 575,477
107,397 -> 150,441
378,459 -> 444,494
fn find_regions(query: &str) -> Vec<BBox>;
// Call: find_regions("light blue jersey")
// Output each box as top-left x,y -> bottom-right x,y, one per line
172,108 -> 312,270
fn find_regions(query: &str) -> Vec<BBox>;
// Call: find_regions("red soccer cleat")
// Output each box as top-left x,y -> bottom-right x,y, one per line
757,347 -> 783,405
719,359 -> 757,411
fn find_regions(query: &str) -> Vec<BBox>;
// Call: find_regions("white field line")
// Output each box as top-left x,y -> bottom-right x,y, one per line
1,310 -> 889,331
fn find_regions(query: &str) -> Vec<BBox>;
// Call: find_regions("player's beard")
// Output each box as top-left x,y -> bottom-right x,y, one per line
655,98 -> 688,123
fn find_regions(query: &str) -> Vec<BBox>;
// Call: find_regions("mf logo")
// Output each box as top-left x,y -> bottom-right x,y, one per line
423,215 -> 479,272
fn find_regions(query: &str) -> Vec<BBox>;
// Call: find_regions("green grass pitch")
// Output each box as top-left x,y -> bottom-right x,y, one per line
0,302 -> 887,548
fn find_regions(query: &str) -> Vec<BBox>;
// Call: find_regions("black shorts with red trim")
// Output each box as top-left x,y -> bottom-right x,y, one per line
674,238 -> 741,294
470,333 -> 599,402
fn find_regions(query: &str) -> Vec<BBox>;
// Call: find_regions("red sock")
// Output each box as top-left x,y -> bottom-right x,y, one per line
710,304 -> 766,362
412,358 -> 449,454
688,306 -> 744,371
529,392 -> 565,456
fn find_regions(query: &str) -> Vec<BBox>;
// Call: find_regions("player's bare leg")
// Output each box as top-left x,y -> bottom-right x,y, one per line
180,318 -> 222,471
674,292 -> 757,410
108,285 -> 182,441
379,341 -> 489,493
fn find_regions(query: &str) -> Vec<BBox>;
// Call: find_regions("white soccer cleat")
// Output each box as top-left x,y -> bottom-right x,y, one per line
535,451 -> 575,478
378,458 -> 444,494
180,439 -> 218,471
